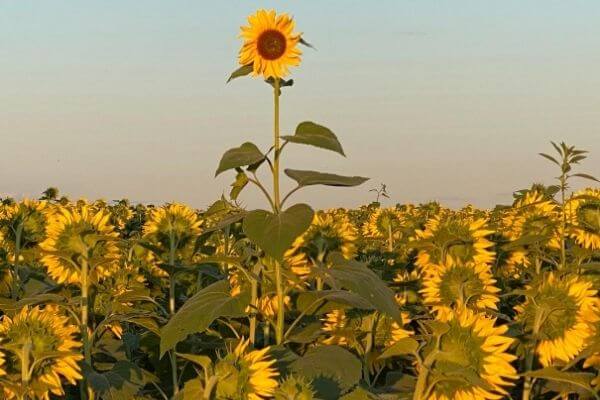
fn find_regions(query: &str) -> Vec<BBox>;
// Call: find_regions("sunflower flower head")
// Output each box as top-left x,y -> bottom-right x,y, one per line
239,9 -> 302,79
515,272 -> 600,367
143,204 -> 202,263
274,375 -> 315,400
285,211 -> 357,277
421,259 -> 500,321
413,215 -> 495,271
40,205 -> 120,285
0,306 -> 82,400
0,199 -> 52,263
425,310 -> 517,400
215,338 -> 279,400
566,188 -> 600,250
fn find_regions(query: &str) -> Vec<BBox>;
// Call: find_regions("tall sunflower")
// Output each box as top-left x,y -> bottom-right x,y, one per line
0,306 -> 82,400
215,338 -> 279,400
515,273 -> 600,366
413,215 -> 495,271
239,9 -> 302,79
565,188 -> 600,250
421,260 -> 500,321
423,310 -> 517,400
40,205 -> 120,285
285,211 -> 357,277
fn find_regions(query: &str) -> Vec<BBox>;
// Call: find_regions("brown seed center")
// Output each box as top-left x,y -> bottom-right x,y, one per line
257,30 -> 287,60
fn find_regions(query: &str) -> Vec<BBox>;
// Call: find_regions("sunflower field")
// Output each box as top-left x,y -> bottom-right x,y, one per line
1,8 -> 600,400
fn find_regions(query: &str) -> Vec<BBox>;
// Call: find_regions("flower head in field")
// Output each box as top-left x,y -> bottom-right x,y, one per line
274,375 -> 315,400
0,306 -> 82,400
285,211 -> 357,276
414,215 -> 495,271
501,190 -> 561,266
362,208 -> 404,240
40,205 -> 120,285
515,273 -> 600,367
215,338 -> 279,400
239,9 -> 302,79
0,200 -> 52,262
381,312 -> 413,347
421,260 -> 500,321
143,204 -> 202,263
321,309 -> 355,346
566,188 -> 600,250
426,310 -> 517,400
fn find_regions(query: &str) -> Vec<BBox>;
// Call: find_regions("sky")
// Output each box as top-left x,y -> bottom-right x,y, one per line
1,0 -> 599,210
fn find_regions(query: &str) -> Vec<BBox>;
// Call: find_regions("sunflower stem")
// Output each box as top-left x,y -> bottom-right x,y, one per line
80,258 -> 92,400
273,77 -> 281,212
168,240 -> 179,396
275,261 -> 285,345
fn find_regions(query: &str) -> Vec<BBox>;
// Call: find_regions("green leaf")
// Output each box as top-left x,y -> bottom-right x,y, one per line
176,353 -> 213,372
282,121 -> 345,156
424,320 -> 450,337
175,379 -> 205,399
326,253 -> 403,324
296,290 -> 374,315
572,173 -> 600,183
160,280 -> 250,356
242,203 -> 314,261
226,64 -> 253,83
290,345 -> 362,399
215,142 -> 264,176
378,338 -> 419,360
522,367 -> 596,395
340,387 -> 381,400
285,169 -> 369,188
85,361 -> 145,400
230,170 -> 249,200
539,153 -> 560,166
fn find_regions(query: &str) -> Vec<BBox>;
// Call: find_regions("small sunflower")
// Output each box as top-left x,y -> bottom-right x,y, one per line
565,188 -> 600,250
239,9 -> 302,79
501,190 -> 561,265
143,203 -> 202,264
515,273 -> 600,367
215,338 -> 279,400
413,215 -> 495,271
285,211 -> 357,277
321,309 -> 355,346
362,208 -> 404,241
0,306 -> 82,400
425,310 -> 517,400
0,199 -> 52,263
421,260 -> 500,321
40,205 -> 120,285
384,312 -> 414,347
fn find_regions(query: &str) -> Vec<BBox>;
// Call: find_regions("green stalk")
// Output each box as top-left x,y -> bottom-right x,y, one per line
20,340 -> 32,400
271,78 -> 286,345
80,258 -> 91,400
12,224 -> 23,300
249,276 -> 258,345
559,173 -> 567,270
168,240 -> 179,396
275,261 -> 285,345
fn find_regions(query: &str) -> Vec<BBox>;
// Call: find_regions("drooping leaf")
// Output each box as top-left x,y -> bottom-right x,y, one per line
296,290 -> 374,315
215,142 -> 264,176
326,253 -> 402,324
230,170 -> 249,200
378,338 -> 419,360
160,280 -> 250,356
226,64 -> 253,83
242,203 -> 314,261
290,345 -> 362,399
340,387 -> 381,400
522,367 -> 596,395
572,173 -> 599,183
285,169 -> 369,188
282,121 -> 345,156
175,379 -> 205,399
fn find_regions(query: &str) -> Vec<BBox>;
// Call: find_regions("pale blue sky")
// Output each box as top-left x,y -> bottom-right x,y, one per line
1,1 -> 598,209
